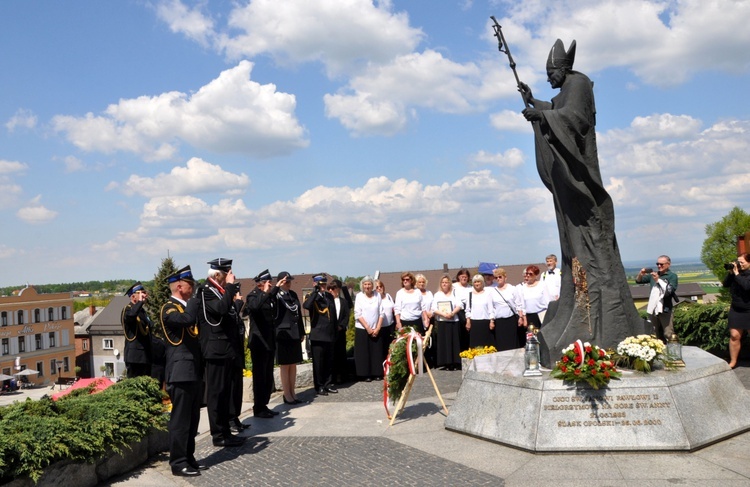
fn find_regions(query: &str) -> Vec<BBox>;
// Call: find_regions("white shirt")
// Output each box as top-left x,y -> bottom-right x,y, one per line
541,268 -> 562,300
491,285 -> 524,319
394,288 -> 423,321
419,290 -> 434,315
354,292 -> 382,330
452,283 -> 471,311
431,290 -> 463,322
466,290 -> 496,320
380,293 -> 395,327
519,282 -> 550,314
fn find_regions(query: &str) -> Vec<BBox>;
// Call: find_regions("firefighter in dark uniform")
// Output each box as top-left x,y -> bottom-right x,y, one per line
122,282 -> 152,378
303,274 -> 338,395
196,258 -> 245,447
160,266 -> 207,477
243,269 -> 279,418
228,288 -> 248,432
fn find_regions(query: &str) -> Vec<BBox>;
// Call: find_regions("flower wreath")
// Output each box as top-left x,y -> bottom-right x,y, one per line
550,339 -> 621,389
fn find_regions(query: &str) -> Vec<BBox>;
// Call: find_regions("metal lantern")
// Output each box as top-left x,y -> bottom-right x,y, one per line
666,334 -> 685,367
524,325 -> 542,376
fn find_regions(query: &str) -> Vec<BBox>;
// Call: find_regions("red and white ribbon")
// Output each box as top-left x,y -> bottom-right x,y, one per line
383,327 -> 424,419
574,339 -> 585,368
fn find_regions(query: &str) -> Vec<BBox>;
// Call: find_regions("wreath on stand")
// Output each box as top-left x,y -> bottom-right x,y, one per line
383,327 -> 423,418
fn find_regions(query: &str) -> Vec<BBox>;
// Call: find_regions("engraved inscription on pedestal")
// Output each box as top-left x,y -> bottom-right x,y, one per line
537,387 -> 688,451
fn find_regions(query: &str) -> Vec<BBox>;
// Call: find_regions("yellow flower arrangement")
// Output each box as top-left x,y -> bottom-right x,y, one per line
460,345 -> 497,360
243,369 -> 253,378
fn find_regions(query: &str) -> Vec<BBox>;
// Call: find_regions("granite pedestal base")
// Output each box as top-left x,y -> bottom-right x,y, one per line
445,346 -> 750,452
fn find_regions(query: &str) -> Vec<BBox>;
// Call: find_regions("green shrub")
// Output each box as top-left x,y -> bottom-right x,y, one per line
673,302 -> 731,356
0,376 -> 167,484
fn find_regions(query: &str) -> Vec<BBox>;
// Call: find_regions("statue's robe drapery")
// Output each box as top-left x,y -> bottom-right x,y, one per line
532,71 -> 642,366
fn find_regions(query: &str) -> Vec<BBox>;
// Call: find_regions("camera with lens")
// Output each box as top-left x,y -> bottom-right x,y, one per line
724,261 -> 739,271
643,268 -> 653,274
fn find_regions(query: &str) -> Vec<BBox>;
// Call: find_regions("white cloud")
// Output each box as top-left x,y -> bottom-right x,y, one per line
501,0 -> 750,86
216,0 -> 423,77
51,61 -> 308,161
490,109 -> 532,133
17,196 -> 58,224
0,160 -> 28,174
62,156 -> 85,173
324,50 -> 494,135
5,109 -> 37,132
469,148 -> 525,169
154,0 -> 214,47
99,170 -> 553,263
116,157 -> 250,197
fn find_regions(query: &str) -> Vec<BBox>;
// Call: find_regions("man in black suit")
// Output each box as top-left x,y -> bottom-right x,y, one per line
244,269 -> 279,419
303,274 -> 338,395
160,266 -> 207,477
329,279 -> 352,384
196,258 -> 245,447
121,282 -> 152,378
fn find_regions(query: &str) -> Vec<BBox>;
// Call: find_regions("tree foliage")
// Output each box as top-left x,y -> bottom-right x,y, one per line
146,256 -> 178,339
701,206 -> 750,283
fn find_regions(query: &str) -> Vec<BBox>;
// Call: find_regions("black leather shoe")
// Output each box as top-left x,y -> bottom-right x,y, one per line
324,386 -> 338,394
212,435 -> 245,447
230,419 -> 247,431
316,388 -> 328,396
254,410 -> 274,419
189,461 -> 209,471
266,408 -> 280,416
172,466 -> 201,477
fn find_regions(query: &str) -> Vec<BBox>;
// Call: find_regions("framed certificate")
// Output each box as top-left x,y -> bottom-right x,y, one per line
436,301 -> 453,314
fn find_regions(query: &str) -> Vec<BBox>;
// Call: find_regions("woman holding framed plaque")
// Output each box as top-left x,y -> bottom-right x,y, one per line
432,275 -> 463,370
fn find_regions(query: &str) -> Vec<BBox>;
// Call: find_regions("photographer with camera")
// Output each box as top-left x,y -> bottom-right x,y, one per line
724,253 -> 750,368
636,255 -> 679,341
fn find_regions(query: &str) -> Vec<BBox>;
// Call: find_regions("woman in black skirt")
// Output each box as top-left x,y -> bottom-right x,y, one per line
491,268 -> 524,351
466,274 -> 496,348
432,275 -> 463,370
274,272 -> 306,403
354,276 -> 385,381
725,253 -> 750,368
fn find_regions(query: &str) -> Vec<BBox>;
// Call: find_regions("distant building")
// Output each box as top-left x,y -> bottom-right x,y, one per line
74,304 -> 104,378
0,286 -> 75,386
88,295 -> 130,379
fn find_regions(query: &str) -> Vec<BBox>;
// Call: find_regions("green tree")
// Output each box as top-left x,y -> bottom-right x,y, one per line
146,256 -> 178,339
701,206 -> 750,284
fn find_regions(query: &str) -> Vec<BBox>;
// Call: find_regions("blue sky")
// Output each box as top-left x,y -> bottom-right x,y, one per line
0,0 -> 748,287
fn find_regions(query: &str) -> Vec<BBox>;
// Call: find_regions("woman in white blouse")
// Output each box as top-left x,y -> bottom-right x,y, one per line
432,275 -> 463,370
466,274 -> 496,348
491,268 -> 526,351
518,265 -> 550,346
375,279 -> 395,358
394,272 -> 429,334
354,276 -> 385,381
452,268 -> 472,351
415,274 -> 435,365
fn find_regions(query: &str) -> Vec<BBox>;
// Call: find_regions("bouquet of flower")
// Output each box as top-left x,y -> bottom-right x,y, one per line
550,340 -> 621,389
459,345 -> 497,360
612,334 -> 666,373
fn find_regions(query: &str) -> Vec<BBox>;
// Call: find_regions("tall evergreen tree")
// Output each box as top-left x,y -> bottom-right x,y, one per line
147,256 -> 178,339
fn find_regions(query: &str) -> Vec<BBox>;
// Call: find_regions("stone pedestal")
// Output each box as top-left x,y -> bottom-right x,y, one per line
445,347 -> 750,451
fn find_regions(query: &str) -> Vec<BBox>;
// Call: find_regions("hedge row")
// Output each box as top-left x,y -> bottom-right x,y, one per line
0,376 -> 167,484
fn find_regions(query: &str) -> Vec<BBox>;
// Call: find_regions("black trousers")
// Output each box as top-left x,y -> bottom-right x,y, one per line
166,380 -> 201,469
204,358 -> 232,440
228,361 -> 244,420
311,340 -> 334,390
333,327 -> 348,382
249,341 -> 275,413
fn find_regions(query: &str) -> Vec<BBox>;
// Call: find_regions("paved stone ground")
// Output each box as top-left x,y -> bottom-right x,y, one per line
100,358 -> 750,487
